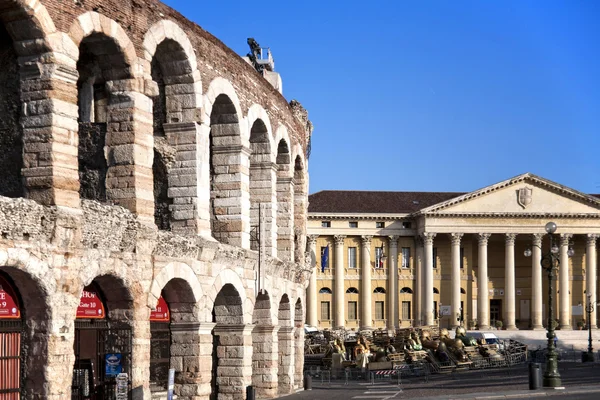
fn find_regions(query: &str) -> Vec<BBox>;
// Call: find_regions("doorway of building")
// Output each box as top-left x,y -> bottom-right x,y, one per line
149,296 -> 170,392
72,283 -> 132,400
0,273 -> 22,399
490,299 -> 502,328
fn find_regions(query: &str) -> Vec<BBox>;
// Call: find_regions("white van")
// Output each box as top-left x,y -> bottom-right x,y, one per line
467,332 -> 505,351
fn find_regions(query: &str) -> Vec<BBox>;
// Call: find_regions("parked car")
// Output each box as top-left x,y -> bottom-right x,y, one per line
467,332 -> 505,351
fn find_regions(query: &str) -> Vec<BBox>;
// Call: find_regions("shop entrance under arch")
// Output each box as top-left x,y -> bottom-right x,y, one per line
149,296 -> 171,392
0,272 -> 23,399
72,283 -> 132,400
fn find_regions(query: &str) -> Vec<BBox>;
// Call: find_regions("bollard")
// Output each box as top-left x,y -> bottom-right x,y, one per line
304,373 -> 312,390
246,385 -> 255,400
528,362 -> 541,390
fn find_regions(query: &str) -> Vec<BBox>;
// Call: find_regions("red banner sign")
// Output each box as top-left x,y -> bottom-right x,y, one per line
76,285 -> 106,319
150,296 -> 170,322
0,275 -> 21,319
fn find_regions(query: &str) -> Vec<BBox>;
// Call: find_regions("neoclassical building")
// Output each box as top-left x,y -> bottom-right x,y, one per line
306,173 -> 600,333
0,1 -> 312,399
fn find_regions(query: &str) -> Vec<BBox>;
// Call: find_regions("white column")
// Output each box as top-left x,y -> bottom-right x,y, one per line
360,235 -> 373,329
504,233 -> 517,330
559,234 -> 572,330
531,233 -> 544,330
587,234 -> 598,329
450,233 -> 463,330
388,236 -> 399,329
477,233 -> 491,330
423,233 -> 436,326
334,235 -> 346,329
415,236 -> 424,326
306,235 -> 319,327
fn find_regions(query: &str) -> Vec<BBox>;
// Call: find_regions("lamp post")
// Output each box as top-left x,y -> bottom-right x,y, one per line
438,302 -> 442,331
524,222 -> 574,388
584,294 -> 595,362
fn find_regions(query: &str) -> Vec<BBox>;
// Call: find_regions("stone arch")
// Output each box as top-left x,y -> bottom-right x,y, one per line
278,293 -> 294,394
0,250 -> 54,398
251,290 -> 279,397
207,268 -> 250,323
80,273 -> 135,321
293,297 -> 304,388
0,0 -> 56,55
248,105 -> 277,255
292,149 -> 308,263
253,290 -> 274,326
275,126 -> 294,261
148,262 -> 203,310
204,78 -> 249,247
144,20 -> 203,233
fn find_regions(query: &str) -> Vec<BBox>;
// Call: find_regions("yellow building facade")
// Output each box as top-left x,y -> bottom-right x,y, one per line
305,173 -> 600,332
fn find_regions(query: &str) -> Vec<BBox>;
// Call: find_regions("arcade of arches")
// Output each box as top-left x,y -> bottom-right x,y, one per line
0,0 -> 312,399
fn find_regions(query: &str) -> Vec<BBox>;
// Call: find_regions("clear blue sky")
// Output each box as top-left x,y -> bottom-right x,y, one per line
164,0 -> 600,195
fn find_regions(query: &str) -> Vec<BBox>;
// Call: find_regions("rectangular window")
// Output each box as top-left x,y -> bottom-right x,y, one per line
376,221 -> 385,228
321,301 -> 331,320
348,247 -> 357,269
348,301 -> 357,320
402,221 -> 412,229
433,247 -> 438,269
401,247 -> 411,269
402,301 -> 411,320
375,301 -> 385,320
321,221 -> 331,228
349,221 -> 358,228
320,246 -> 329,270
460,247 -> 464,269
375,246 -> 384,268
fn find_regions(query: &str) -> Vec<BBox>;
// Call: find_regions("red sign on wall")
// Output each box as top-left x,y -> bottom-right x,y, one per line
76,285 -> 106,319
150,296 -> 170,322
0,275 -> 21,319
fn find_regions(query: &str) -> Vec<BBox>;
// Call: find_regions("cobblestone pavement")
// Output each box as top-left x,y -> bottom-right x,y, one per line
283,362 -> 600,400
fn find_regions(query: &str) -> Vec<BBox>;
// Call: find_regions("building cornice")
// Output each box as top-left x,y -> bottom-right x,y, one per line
308,213 -> 412,221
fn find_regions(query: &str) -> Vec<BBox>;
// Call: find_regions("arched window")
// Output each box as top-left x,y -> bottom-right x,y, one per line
433,287 -> 439,294
319,287 -> 332,294
346,287 -> 359,294
400,287 -> 413,294
460,288 -> 466,294
373,287 -> 386,294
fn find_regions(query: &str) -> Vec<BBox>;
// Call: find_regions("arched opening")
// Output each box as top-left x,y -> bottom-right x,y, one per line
277,294 -> 294,394
150,39 -> 195,230
77,32 -> 132,202
72,276 -> 133,399
400,287 -> 413,294
209,95 -> 243,245
252,291 -> 277,397
0,267 -> 50,398
211,283 -> 246,399
293,156 -> 307,263
276,139 -> 293,261
293,298 -> 304,388
249,119 -> 274,253
0,23 -> 23,198
319,287 -> 332,294
149,277 -> 200,397
346,287 -> 359,294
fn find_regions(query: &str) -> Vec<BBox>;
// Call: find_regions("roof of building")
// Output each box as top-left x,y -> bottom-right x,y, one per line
308,190 -> 466,214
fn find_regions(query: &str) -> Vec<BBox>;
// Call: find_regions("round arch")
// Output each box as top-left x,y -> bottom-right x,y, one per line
203,77 -> 246,144
207,268 -> 251,324
148,262 -> 203,310
247,104 -> 275,162
0,0 -> 57,56
253,290 -> 274,326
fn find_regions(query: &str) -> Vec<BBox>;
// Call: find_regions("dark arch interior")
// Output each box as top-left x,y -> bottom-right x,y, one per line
400,287 -> 413,294
212,283 -> 243,325
294,299 -> 303,326
278,294 -> 290,323
0,22 -> 23,198
253,291 -> 272,325
276,139 -> 290,165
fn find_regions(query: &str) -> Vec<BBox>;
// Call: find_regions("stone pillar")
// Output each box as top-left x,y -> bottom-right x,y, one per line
559,234 -> 573,330
20,59 -> 81,209
250,161 -> 278,256
197,322 -> 216,400
105,80 -> 155,224
334,235 -> 346,329
415,236 -> 424,326
477,233 -> 491,330
294,325 -> 305,389
306,235 -> 319,327
450,233 -> 463,330
388,236 -> 399,329
170,322 -> 211,399
277,326 -> 295,395
276,176 -> 295,261
131,304 -> 151,400
504,233 -> 517,330
531,233 -> 544,330
164,122 -> 211,237
361,235 -> 373,329
214,324 -> 254,400
423,233 -> 436,326
587,234 -> 598,329
252,325 -> 279,398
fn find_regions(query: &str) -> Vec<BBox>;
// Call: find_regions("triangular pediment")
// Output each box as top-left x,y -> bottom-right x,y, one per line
416,173 -> 600,216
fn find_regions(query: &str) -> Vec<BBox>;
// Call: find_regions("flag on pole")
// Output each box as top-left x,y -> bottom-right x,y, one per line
321,245 -> 329,273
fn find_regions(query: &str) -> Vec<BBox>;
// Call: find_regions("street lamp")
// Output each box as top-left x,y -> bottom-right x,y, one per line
584,293 -> 597,362
524,222 -> 574,388
438,302 -> 442,330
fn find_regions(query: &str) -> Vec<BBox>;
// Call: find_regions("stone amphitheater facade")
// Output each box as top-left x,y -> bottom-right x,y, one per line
0,0 -> 312,399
